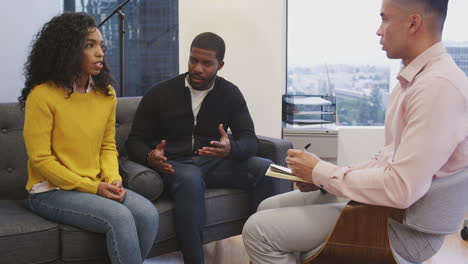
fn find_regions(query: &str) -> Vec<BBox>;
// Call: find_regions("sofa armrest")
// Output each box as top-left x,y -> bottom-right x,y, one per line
257,135 -> 292,166
119,158 -> 164,201
257,135 -> 294,193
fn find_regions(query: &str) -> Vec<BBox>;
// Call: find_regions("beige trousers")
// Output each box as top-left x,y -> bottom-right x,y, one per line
242,190 -> 349,264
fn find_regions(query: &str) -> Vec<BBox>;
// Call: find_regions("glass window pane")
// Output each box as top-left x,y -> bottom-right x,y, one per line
287,0 -> 468,127
444,1 -> 468,75
64,0 -> 178,97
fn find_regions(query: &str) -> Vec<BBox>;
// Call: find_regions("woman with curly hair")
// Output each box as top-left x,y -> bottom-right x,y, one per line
20,12 -> 159,264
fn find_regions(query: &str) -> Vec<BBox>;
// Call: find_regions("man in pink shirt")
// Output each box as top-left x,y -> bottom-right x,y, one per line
242,0 -> 468,263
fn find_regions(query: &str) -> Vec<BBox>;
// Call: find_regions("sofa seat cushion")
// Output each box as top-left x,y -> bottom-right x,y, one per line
204,189 -> 250,226
60,225 -> 108,262
154,188 -> 250,243
0,200 -> 60,263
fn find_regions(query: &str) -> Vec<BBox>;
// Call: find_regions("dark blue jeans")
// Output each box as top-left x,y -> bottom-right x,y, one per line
163,156 -> 280,264
28,189 -> 159,264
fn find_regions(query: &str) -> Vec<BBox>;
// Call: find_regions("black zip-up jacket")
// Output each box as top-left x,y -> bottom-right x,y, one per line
125,74 -> 259,166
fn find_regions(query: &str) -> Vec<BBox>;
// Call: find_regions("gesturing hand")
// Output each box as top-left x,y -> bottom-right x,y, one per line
286,149 -> 320,182
97,182 -> 126,202
148,140 -> 175,174
198,124 -> 231,158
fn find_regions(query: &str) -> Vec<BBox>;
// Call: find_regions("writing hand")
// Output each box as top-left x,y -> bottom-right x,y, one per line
148,140 -> 174,174
286,149 -> 320,182
97,182 -> 126,202
198,124 -> 231,158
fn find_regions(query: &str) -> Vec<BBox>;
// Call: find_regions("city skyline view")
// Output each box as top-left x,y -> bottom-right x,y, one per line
287,0 -> 468,126
288,0 -> 468,66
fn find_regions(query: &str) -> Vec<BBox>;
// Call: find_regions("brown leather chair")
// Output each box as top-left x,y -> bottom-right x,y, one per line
303,168 -> 468,264
302,201 -> 404,264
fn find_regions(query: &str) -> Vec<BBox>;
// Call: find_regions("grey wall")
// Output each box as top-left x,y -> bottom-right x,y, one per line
0,1 -> 60,102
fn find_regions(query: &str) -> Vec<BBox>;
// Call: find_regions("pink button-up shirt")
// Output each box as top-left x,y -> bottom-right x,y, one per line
312,42 -> 468,209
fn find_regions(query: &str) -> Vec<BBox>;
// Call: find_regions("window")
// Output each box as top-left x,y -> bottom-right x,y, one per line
286,0 -> 468,127
64,0 -> 178,97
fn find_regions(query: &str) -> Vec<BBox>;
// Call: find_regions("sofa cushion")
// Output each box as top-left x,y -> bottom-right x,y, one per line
205,189 -> 250,226
119,159 -> 164,201
60,225 -> 108,262
0,102 -> 29,200
115,97 -> 141,157
0,200 -> 60,263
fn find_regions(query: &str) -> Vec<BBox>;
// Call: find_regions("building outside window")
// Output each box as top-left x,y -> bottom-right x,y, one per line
64,0 -> 178,97
286,0 -> 468,128
447,46 -> 468,75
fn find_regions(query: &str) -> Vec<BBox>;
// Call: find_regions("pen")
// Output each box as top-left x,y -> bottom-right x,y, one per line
304,143 -> 328,194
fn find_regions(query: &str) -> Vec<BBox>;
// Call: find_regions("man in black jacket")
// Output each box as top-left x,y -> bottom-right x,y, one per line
125,32 -> 280,264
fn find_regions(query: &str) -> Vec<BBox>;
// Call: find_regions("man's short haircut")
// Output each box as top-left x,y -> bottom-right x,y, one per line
403,0 -> 449,29
190,32 -> 226,62
420,0 -> 448,21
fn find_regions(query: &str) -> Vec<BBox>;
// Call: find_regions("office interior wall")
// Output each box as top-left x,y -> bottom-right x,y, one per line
179,0 -> 286,138
0,1 -> 285,140
0,1 -> 61,103
337,126 -> 385,166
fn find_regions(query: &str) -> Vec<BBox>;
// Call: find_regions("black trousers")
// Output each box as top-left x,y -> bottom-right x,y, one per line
162,155 -> 280,264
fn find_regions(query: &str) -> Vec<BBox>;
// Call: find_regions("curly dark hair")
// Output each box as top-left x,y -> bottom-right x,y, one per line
19,12 -> 114,109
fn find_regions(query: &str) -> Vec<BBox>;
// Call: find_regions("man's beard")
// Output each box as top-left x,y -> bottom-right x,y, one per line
189,73 -> 216,91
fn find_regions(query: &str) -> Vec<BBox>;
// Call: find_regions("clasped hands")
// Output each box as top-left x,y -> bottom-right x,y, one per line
97,180 -> 126,202
148,124 -> 231,174
286,148 -> 321,192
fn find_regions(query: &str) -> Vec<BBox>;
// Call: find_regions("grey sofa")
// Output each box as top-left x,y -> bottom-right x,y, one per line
0,96 -> 292,263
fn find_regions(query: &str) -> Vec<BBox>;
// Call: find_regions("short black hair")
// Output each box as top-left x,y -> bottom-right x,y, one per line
190,32 -> 226,62
411,0 -> 449,26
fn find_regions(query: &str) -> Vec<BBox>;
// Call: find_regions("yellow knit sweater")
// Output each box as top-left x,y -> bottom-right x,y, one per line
24,81 -> 121,194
